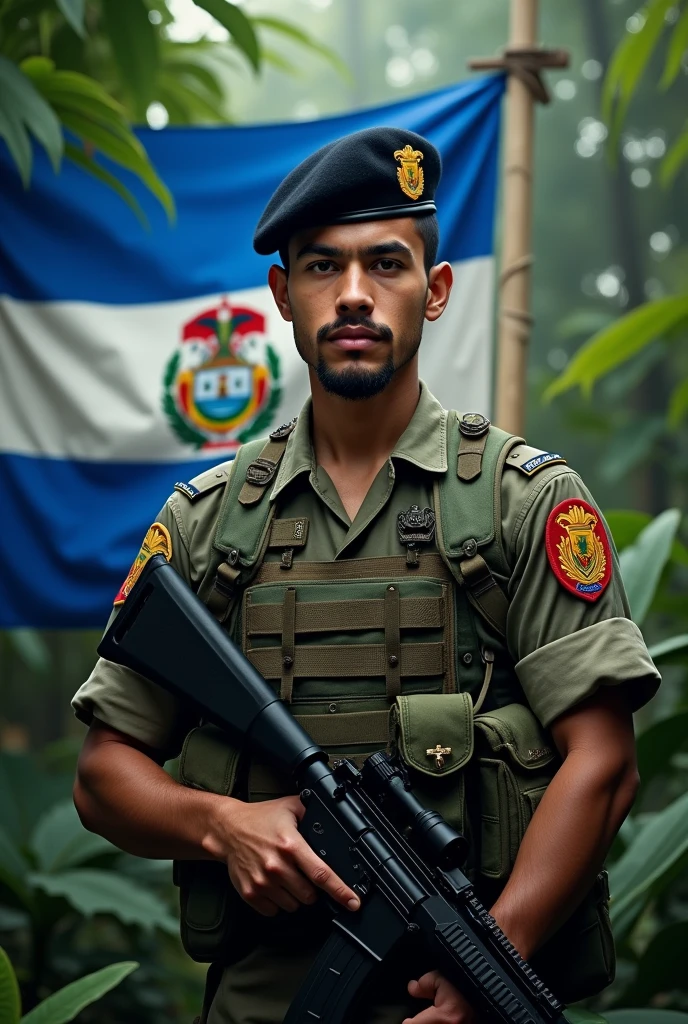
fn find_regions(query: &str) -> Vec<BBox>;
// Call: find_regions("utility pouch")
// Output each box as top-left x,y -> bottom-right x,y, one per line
473,703 -> 615,1001
390,692 -> 474,835
473,703 -> 557,882
174,723 -> 244,964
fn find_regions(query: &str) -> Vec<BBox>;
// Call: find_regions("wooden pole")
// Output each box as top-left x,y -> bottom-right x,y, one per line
469,6 -> 568,436
495,0 -> 538,435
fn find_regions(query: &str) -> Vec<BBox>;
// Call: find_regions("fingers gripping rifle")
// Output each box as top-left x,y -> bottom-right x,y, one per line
99,555 -> 569,1024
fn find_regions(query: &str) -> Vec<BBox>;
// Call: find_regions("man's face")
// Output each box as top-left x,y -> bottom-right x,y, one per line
269,218 -> 439,400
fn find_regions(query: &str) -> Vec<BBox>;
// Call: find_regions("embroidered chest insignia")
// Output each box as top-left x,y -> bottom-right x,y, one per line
114,522 -> 172,606
394,145 -> 424,200
545,500 -> 612,602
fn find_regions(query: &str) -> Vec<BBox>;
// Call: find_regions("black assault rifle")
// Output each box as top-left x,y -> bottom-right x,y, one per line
99,554 -> 570,1024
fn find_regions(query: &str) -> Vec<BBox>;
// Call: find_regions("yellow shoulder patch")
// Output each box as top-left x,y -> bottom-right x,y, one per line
114,522 -> 172,606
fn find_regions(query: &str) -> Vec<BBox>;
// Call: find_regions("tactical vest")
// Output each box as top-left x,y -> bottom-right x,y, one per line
173,413 -> 615,1004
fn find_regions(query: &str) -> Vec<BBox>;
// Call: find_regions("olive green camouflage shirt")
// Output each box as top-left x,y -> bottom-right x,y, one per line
72,384 -> 659,757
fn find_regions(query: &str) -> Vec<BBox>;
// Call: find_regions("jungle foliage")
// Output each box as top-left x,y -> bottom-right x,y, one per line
0,0 -> 343,221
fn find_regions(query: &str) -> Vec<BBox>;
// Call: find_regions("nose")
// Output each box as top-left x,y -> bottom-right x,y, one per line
335,263 -> 373,317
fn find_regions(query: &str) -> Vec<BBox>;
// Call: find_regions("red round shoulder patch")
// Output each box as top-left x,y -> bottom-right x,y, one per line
545,499 -> 612,602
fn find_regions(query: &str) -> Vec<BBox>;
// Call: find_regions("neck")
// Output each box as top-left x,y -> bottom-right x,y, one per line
309,358 -> 421,468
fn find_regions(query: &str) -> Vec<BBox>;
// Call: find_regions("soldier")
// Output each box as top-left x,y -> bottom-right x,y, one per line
72,128 -> 660,1024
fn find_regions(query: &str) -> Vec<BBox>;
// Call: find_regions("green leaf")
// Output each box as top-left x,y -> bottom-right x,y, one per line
660,4 -> 688,89
5,629 -> 50,673
253,15 -> 351,80
0,56 -> 63,185
55,0 -> 85,38
64,142 -> 150,228
660,125 -> 688,187
565,1011 -> 609,1024
604,509 -> 688,566
162,56 -> 225,100
545,296 -> 688,401
0,947 -> 21,1024
668,375 -> 688,427
20,961 -> 138,1024
609,789 -> 688,939
29,869 -> 179,934
602,0 -> 677,144
620,920 -> 688,1005
100,0 -> 159,117
636,709 -> 688,799
157,72 -> 226,122
192,0 -> 260,71
605,1013 -> 688,1024
30,799 -> 118,873
618,509 -> 681,624
556,308 -> 616,341
648,634 -> 688,661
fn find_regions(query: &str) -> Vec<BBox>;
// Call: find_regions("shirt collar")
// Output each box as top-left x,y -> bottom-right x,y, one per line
270,380 -> 447,501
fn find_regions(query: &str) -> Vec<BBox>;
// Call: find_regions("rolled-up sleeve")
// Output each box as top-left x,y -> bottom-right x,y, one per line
505,469 -> 661,727
71,496 -> 197,757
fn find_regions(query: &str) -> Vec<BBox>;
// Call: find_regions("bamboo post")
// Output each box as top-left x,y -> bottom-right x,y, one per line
469,2 -> 568,435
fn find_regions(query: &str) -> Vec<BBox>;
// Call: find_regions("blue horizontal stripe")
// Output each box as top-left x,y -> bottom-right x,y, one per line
0,76 -> 503,304
0,452 -> 225,628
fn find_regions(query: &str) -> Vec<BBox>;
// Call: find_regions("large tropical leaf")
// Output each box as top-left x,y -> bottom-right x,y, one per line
636,709 -> 688,798
0,56 -> 62,185
668,375 -> 688,427
661,125 -> 688,187
55,0 -> 86,38
565,1011 -> 608,1023
30,799 -> 118,873
605,1013 -> 688,1024
619,920 -> 688,1006
602,0 -> 677,145
22,58 -> 174,221
609,789 -> 688,940
660,4 -> 688,89
5,629 -> 51,673
29,869 -> 179,934
544,296 -> 688,401
100,0 -> 159,118
618,509 -> 681,625
192,0 -> 260,71
0,946 -> 21,1024
604,510 -> 688,566
20,961 -> 138,1024
648,634 -> 688,661
0,824 -> 32,906
253,15 -> 351,80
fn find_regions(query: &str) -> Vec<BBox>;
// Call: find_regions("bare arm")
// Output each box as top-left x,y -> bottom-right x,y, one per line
74,720 -> 360,917
489,686 -> 638,958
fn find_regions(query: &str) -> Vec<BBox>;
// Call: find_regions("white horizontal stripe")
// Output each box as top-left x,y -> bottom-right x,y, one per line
0,257 -> 493,461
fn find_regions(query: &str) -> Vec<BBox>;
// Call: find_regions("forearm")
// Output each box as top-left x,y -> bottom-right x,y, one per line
490,747 -> 636,958
74,727 -> 232,860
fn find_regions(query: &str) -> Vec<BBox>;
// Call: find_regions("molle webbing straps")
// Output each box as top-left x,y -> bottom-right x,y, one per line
245,594 -> 445,634
248,642 -> 444,680
280,587 -> 296,703
238,419 -> 296,506
384,584 -> 401,698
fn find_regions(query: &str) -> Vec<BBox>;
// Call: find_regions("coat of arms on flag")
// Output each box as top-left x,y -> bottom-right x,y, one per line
162,299 -> 282,453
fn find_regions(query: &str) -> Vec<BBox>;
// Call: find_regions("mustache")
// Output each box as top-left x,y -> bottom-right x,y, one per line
316,315 -> 393,343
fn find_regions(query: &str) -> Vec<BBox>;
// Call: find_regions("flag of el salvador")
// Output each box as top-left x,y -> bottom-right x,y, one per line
0,75 -> 504,628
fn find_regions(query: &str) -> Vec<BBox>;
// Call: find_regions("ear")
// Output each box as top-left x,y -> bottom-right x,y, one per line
268,264 -> 292,322
424,262 -> 453,323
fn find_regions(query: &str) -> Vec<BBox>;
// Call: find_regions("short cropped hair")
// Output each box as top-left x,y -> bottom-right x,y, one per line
278,213 -> 440,276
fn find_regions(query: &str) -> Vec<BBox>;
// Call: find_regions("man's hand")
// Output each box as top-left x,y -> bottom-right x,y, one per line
204,794 -> 361,918
403,971 -> 479,1024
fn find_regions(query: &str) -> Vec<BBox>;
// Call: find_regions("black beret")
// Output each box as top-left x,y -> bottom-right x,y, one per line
253,126 -> 441,256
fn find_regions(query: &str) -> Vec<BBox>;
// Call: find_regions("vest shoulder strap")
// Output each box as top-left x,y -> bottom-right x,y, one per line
435,412 -> 522,638
202,420 -> 296,622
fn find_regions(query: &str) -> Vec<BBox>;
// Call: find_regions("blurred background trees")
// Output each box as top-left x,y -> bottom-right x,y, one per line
1,0 -> 687,1019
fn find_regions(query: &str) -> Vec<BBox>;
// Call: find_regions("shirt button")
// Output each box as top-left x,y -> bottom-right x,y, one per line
462,652 -> 473,665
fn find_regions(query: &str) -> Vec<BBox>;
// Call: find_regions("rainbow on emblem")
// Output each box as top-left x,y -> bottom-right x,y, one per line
162,299 -> 282,453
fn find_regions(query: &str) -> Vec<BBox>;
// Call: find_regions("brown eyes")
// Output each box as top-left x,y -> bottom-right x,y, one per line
307,259 -> 402,273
